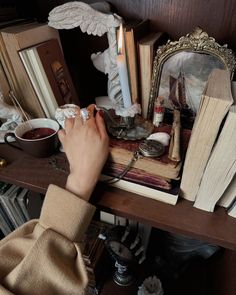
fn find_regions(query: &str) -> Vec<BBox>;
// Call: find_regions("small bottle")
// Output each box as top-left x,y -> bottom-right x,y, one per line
153,96 -> 165,127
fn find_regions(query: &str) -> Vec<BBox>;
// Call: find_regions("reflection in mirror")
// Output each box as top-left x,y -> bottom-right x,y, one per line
148,27 -> 236,129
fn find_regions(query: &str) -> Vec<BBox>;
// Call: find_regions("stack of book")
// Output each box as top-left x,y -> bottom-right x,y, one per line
0,20 -> 79,119
101,124 -> 191,206
0,181 -> 29,236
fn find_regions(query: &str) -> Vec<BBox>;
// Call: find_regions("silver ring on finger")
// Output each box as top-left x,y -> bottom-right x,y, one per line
79,108 -> 90,123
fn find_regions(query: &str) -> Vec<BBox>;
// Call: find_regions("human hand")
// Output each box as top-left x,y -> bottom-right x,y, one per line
58,104 -> 109,201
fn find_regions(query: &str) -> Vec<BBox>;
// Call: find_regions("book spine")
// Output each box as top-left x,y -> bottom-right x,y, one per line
0,185 -> 20,228
1,30 -> 45,117
103,163 -> 172,190
17,188 -> 30,221
99,175 -> 179,205
10,187 -> 28,224
0,203 -> 14,235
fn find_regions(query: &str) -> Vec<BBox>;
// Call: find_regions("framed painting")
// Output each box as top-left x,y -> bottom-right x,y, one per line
147,27 -> 236,128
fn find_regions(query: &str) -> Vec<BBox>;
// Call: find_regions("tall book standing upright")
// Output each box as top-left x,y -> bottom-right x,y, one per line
19,38 -> 79,118
193,105 -> 236,211
138,32 -> 168,118
180,69 -> 233,201
216,81 -> 236,209
0,22 -> 61,118
122,19 -> 149,104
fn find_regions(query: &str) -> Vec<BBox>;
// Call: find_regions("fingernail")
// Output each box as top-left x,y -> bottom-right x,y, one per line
98,110 -> 104,118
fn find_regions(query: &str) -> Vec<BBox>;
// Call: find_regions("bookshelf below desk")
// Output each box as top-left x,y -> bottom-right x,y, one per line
0,144 -> 236,252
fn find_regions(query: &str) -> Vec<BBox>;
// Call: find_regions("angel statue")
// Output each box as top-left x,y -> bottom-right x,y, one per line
48,1 -> 140,117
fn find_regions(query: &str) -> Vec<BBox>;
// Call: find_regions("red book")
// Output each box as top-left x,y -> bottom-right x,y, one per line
103,162 -> 172,191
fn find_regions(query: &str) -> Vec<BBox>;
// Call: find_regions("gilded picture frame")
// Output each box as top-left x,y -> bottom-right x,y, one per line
147,27 -> 236,128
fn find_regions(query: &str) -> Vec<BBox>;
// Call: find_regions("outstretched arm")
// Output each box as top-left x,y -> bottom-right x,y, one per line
0,104 -> 109,295
60,104 -> 109,200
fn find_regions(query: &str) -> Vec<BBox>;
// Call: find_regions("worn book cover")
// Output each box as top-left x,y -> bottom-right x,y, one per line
0,22 -> 60,117
102,162 -> 172,190
119,19 -> 150,104
30,38 -> 80,107
19,38 -> 79,118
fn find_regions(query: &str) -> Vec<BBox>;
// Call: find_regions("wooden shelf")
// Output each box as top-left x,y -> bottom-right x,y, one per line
1,144 -> 236,251
94,185 -> 236,251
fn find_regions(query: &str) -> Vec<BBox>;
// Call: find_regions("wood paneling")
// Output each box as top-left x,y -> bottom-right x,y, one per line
68,0 -> 236,50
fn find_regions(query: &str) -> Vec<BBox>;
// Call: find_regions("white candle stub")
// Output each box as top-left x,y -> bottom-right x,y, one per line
147,132 -> 170,146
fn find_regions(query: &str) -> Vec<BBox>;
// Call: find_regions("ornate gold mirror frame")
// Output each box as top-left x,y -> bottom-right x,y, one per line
147,27 -> 236,125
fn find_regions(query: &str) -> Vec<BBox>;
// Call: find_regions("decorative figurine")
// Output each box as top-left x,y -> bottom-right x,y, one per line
48,1 -> 153,140
48,2 -> 124,108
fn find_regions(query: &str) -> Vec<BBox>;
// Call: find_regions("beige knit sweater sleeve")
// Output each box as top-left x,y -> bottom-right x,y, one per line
0,184 -> 96,295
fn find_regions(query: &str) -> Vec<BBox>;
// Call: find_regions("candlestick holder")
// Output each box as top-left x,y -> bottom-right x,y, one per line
100,108 -> 154,140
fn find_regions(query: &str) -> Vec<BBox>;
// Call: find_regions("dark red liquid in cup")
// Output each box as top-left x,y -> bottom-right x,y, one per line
22,128 -> 55,140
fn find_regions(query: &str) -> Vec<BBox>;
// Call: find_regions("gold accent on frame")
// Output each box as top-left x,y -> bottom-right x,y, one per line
148,27 -> 236,120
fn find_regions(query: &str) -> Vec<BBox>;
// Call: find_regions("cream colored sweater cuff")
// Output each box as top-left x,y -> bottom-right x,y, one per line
39,184 -> 96,242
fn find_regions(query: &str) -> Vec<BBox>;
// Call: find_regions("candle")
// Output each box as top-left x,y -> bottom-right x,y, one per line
116,24 -> 132,109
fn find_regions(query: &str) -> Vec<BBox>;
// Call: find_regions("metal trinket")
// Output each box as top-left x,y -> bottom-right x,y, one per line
138,140 -> 165,158
0,158 -> 7,167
